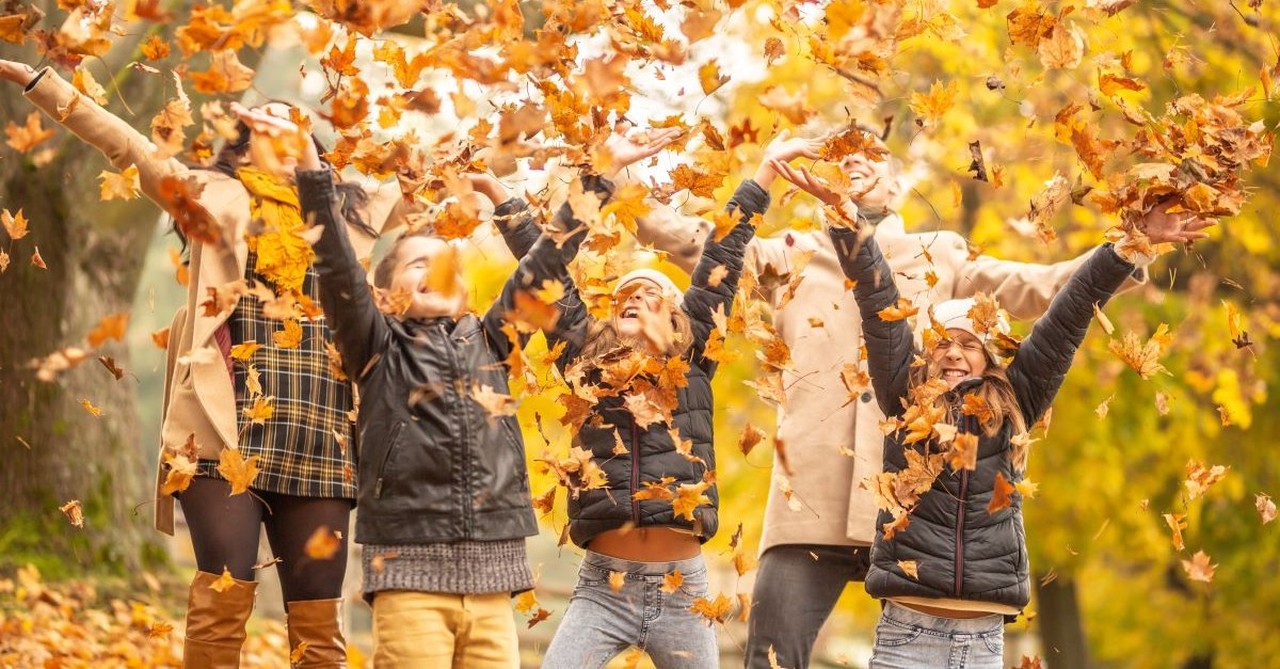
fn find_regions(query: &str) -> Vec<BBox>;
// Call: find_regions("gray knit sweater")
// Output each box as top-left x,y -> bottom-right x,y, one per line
362,539 -> 533,602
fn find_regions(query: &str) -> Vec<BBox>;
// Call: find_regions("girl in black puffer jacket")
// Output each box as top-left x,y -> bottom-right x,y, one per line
540,131 -> 824,669
771,158 -> 1211,669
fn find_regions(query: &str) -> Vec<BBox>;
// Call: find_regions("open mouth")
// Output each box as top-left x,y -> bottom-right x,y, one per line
620,307 -> 640,319
941,368 -> 969,383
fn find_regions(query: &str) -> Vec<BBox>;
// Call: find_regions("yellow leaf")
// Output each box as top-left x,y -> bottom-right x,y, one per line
698,60 -> 730,96
908,80 -> 958,128
688,593 -> 734,624
609,571 -> 626,593
229,341 -> 261,360
600,183 -> 652,234
898,560 -> 919,579
273,320 -> 303,349
72,66 -> 109,105
87,312 -> 130,347
671,481 -> 712,521
79,398 -> 103,417
217,447 -> 261,495
5,112 -> 55,153
2,208 -> 29,241
661,570 -> 684,594
242,396 -> 275,426
878,298 -> 920,322
99,165 -> 141,201
208,568 -> 237,593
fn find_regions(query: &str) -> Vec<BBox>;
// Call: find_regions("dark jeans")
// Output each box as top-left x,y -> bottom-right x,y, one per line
179,476 -> 352,605
745,543 -> 872,669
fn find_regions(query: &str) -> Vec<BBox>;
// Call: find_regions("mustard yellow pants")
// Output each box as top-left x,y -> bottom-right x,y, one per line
371,591 -> 519,669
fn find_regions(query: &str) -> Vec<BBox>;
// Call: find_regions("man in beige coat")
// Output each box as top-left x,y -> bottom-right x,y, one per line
633,138 -> 1146,668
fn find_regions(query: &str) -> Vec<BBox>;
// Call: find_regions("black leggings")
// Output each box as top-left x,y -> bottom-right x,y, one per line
179,476 -> 352,604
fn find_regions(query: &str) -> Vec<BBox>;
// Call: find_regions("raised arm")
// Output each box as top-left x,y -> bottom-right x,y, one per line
1007,202 -> 1213,424
681,179 -> 769,373
771,157 -> 914,415
2,61 -> 197,205
954,246 -> 1146,321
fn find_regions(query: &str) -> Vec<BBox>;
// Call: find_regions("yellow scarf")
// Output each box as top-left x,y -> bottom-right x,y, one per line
238,167 -> 314,294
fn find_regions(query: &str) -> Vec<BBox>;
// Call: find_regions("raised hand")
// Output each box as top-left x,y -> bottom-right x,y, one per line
1141,199 -> 1216,245
0,59 -> 37,87
466,172 -> 509,207
769,159 -> 842,207
601,123 -> 681,177
754,129 -> 826,188
231,102 -> 319,175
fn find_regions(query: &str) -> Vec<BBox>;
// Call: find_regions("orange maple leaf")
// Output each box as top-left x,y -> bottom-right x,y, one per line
5,112 -> 55,153
688,593 -> 734,625
217,447 -> 261,495
303,526 -> 342,560
87,313 -> 130,348
988,471 -> 1016,514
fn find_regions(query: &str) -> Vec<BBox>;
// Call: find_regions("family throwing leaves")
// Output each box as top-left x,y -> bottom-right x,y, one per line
0,0 -> 1268,667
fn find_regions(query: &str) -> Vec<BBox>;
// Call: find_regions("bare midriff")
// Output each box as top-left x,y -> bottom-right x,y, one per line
588,527 -> 701,561
894,599 -> 1007,619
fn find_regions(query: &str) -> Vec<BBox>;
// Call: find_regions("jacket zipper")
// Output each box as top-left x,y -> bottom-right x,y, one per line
442,322 -> 474,537
630,422 -> 641,524
954,468 -> 968,597
373,422 -> 406,498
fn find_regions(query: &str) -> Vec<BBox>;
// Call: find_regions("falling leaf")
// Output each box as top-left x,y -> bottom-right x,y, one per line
1164,512 -> 1187,550
217,447 -> 261,495
909,80 -> 958,128
59,500 -> 84,528
878,298 -> 920,322
1109,324 -> 1172,380
79,399 -> 103,417
87,313 -> 130,347
229,341 -> 261,360
3,208 -> 29,241
946,433 -> 979,470
988,471 -> 1016,514
5,112 -> 55,153
897,560 -> 919,579
99,165 -> 141,201
160,437 -> 198,496
1181,550 -> 1216,583
698,60 -> 730,95
672,481 -> 712,521
661,570 -> 684,594
303,526 -> 342,560
1095,394 -> 1114,419
1184,461 -> 1228,500
98,356 -> 126,380
242,396 -> 274,425
208,568 -> 237,593
273,320 -> 303,350
1257,494 -> 1276,525
689,593 -> 734,625
609,571 -> 626,593
1223,300 -> 1252,350
739,422 -> 765,456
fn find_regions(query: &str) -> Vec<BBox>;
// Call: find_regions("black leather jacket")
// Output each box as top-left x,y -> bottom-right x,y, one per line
832,225 -> 1134,610
300,168 -> 547,545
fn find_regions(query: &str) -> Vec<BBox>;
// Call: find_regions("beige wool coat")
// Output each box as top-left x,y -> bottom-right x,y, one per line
25,69 -> 409,535
637,203 -> 1144,553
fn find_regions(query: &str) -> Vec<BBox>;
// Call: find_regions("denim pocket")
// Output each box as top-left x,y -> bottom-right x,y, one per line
875,618 -> 923,647
577,565 -> 611,588
981,630 -> 1004,656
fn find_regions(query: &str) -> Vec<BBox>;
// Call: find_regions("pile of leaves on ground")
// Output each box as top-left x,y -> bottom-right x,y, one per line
0,564 -> 319,668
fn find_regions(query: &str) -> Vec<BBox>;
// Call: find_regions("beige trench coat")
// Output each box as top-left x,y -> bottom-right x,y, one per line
637,202 -> 1144,552
25,70 -> 409,534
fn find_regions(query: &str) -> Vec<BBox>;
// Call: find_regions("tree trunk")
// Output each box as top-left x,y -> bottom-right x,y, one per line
0,9 -> 178,578
1034,574 -> 1092,669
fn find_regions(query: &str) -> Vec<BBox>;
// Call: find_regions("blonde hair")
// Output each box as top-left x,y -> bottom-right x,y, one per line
574,309 -> 694,372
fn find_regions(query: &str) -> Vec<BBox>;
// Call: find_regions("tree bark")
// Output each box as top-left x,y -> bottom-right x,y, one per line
0,7 -> 178,577
1034,574 -> 1092,669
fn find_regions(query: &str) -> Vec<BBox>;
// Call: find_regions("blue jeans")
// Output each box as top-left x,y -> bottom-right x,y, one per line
868,601 -> 1005,669
542,551 -> 718,669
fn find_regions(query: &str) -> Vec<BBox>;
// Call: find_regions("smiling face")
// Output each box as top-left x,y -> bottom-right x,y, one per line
931,328 -> 990,388
840,139 -> 901,211
612,279 -> 674,341
388,236 -> 466,320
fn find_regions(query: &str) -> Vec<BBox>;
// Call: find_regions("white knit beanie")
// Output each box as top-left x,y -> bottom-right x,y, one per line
613,268 -> 684,307
931,297 -> 1010,356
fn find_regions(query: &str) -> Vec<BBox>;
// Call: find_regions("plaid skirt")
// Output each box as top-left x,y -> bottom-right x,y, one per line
196,251 -> 357,500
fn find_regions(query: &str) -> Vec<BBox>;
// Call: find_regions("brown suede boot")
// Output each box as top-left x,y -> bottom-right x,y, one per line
286,598 -> 347,668
182,570 -> 257,669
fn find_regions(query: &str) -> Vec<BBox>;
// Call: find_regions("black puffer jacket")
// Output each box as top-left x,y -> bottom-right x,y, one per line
547,177 -> 771,548
830,225 -> 1134,610
300,168 -> 548,546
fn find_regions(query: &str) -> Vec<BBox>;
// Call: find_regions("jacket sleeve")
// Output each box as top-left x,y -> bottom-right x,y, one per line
493,197 -> 542,260
632,201 -> 714,274
682,179 -> 770,374
830,226 -> 914,417
485,176 -> 607,369
23,68 -> 198,207
955,245 -> 1146,320
1006,243 -> 1136,425
297,168 -> 390,381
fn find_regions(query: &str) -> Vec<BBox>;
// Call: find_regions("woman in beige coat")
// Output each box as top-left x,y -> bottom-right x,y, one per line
0,59 -> 412,668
